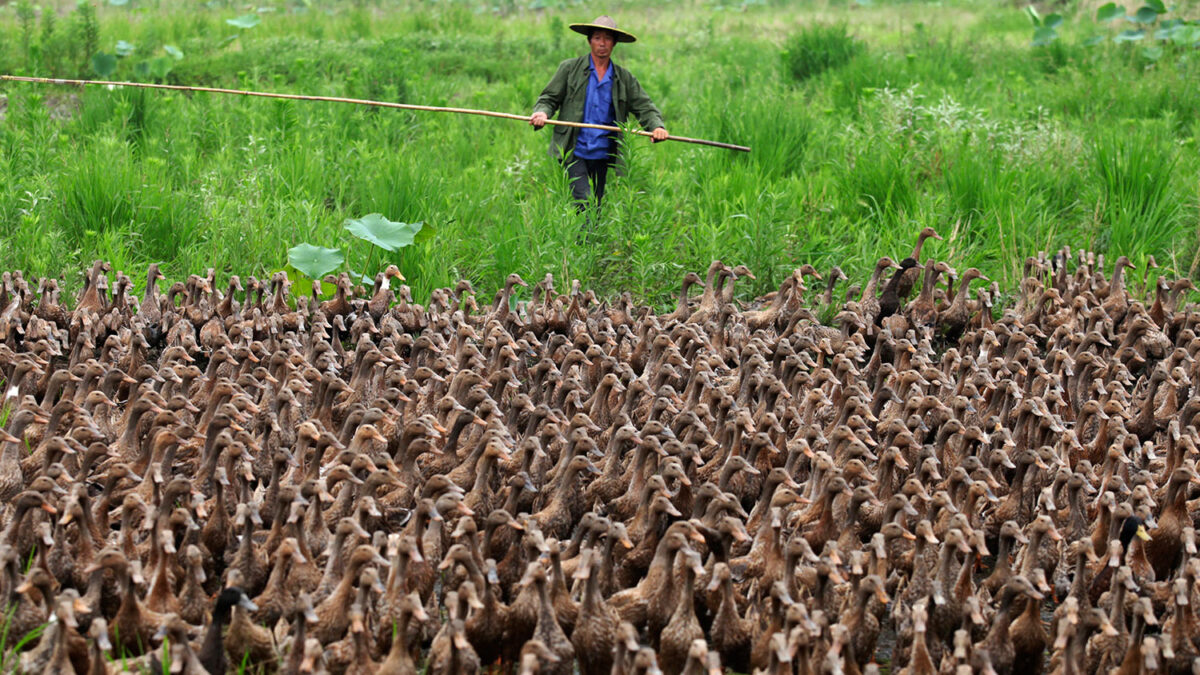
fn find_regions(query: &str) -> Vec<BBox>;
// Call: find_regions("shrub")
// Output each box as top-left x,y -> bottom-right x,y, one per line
782,23 -> 862,82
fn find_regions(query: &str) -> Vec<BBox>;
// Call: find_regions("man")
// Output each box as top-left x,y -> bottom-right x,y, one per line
530,15 -> 669,212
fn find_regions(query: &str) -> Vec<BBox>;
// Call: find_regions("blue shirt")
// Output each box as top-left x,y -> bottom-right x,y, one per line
574,55 -> 616,160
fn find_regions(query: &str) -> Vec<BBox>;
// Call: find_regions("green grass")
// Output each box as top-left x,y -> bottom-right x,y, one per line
0,0 -> 1198,307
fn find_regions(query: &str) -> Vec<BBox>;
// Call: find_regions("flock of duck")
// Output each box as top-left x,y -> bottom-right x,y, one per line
0,227 -> 1197,674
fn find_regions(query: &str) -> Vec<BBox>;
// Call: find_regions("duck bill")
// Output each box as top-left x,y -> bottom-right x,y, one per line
1136,525 -> 1152,541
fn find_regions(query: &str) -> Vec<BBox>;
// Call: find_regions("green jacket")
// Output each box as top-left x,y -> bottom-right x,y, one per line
533,54 -> 665,161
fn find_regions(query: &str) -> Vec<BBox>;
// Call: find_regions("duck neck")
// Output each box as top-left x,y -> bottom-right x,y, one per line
988,590 -> 1016,644
534,577 -> 558,631
954,551 -> 975,600
674,277 -> 697,315
1067,550 -> 1089,603
1137,372 -> 1167,423
471,452 -> 496,497
672,565 -> 697,622
863,265 -> 888,301
699,264 -> 723,307
386,608 -> 415,665
581,567 -> 603,615
935,546 -> 958,599
1109,581 -> 1128,633
1020,530 -> 1046,577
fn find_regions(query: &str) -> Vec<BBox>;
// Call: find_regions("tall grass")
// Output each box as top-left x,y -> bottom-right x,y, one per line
1091,125 -> 1187,268
0,0 -> 1197,307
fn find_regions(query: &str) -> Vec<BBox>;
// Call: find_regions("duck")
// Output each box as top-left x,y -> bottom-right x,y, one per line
1143,464 -> 1198,580
222,570 -> 277,671
571,549 -> 620,675
520,562 -> 575,675
311,544 -> 390,645
896,227 -> 944,300
706,562 -> 752,673
978,575 -> 1044,675
9,246 -> 1200,673
658,548 -> 705,675
85,548 -> 163,658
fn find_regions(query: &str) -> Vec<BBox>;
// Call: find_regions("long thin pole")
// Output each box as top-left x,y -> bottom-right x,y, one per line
0,74 -> 751,153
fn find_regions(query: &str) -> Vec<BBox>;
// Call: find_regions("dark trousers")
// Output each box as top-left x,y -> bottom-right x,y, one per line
566,156 -> 612,212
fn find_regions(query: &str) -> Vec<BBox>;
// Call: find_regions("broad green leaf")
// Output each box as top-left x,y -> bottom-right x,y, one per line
1174,25 -> 1200,45
1097,3 -> 1124,21
343,213 -> 423,251
1115,28 -> 1146,40
1142,45 -> 1164,60
226,13 -> 261,28
287,243 -> 344,278
1083,34 -> 1106,46
1044,13 -> 1064,29
115,40 -> 135,57
91,52 -> 117,77
1032,26 -> 1059,45
108,0 -> 128,6
1144,0 -> 1166,13
149,55 -> 173,80
1025,5 -> 1042,26
163,45 -> 183,60
413,220 -> 435,245
1131,6 -> 1158,23
134,61 -> 150,77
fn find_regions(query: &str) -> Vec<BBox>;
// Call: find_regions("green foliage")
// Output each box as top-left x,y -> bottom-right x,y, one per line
71,0 -> 100,77
1090,126 -> 1187,267
782,23 -> 862,83
40,9 -> 62,75
288,243 -> 344,279
226,14 -> 262,29
1097,3 -> 1124,22
16,0 -> 36,70
0,0 -> 1197,307
344,214 -> 423,252
92,52 -> 117,77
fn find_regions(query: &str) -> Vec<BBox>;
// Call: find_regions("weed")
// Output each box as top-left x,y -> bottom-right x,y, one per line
1091,126 -> 1187,267
782,23 -> 862,83
71,0 -> 100,77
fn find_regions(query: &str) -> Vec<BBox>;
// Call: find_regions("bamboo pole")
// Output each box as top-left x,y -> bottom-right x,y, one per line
0,75 -> 751,153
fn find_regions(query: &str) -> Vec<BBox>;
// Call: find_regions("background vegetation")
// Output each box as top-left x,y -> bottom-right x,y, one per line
1,0 -> 1199,305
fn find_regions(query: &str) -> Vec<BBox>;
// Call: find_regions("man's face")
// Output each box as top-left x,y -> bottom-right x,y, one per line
589,30 -> 616,60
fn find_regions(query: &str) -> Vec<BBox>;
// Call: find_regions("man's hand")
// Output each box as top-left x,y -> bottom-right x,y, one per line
651,127 -> 669,142
530,112 -> 548,129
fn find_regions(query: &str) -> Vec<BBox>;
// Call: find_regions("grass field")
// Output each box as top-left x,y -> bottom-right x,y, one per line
1,0 -> 1199,306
